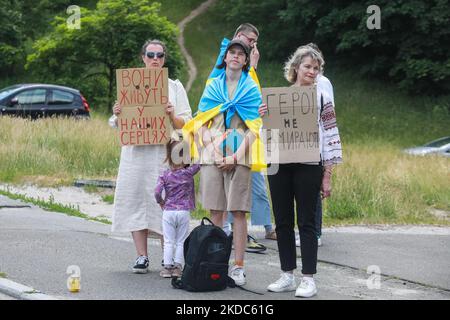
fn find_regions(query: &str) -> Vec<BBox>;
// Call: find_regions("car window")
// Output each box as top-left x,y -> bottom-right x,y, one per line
425,137 -> 450,148
0,86 -> 22,100
15,89 -> 46,104
49,89 -> 74,105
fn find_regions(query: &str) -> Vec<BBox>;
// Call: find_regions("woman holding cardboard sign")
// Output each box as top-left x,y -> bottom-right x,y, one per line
265,46 -> 342,298
109,39 -> 192,274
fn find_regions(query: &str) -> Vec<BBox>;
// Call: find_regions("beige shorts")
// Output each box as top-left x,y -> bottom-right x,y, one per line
200,165 -> 251,212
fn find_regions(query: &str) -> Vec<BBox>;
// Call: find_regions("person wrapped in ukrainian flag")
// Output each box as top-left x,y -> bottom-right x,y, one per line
182,40 -> 266,283
183,39 -> 265,172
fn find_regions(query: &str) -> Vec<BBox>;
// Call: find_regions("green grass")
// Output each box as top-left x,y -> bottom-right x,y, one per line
184,1 -> 235,109
0,189 -> 111,225
326,143 -> 449,225
0,116 -> 120,185
191,173 -> 210,220
158,0 -> 206,24
157,0 -> 208,86
328,69 -> 449,147
101,194 -> 114,204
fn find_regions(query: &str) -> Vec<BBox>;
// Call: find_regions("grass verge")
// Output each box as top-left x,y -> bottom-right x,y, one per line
0,116 -> 120,185
0,189 -> 111,225
101,194 -> 114,205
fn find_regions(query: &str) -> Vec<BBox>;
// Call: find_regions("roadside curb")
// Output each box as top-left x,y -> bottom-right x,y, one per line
73,179 -> 115,189
0,278 -> 58,300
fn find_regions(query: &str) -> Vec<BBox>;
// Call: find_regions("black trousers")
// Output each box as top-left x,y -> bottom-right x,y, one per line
268,163 -> 323,274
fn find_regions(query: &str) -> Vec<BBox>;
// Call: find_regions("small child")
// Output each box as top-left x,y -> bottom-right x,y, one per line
154,139 -> 200,278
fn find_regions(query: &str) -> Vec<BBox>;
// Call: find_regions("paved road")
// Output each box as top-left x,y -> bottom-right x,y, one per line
0,195 -> 449,300
0,292 -> 16,300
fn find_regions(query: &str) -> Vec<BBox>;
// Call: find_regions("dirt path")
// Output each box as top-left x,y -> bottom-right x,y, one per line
177,0 -> 217,92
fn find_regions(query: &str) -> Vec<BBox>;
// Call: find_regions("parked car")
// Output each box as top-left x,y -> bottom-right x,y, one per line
0,84 -> 90,119
403,136 -> 450,157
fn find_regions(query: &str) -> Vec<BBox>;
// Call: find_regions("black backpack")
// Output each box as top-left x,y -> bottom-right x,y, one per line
172,217 -> 232,292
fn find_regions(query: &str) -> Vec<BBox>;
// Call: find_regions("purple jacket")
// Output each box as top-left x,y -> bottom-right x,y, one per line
154,164 -> 200,211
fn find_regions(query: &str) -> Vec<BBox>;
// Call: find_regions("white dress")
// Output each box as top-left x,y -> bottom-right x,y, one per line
110,79 -> 192,235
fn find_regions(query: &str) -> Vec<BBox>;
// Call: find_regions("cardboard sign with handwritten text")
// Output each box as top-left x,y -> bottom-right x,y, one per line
116,67 -> 168,107
116,67 -> 171,145
117,106 -> 172,146
261,86 -> 319,163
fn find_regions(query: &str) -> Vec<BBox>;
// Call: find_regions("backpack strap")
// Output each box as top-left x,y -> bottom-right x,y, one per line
227,276 -> 264,295
172,275 -> 264,295
171,276 -> 184,290
201,217 -> 215,226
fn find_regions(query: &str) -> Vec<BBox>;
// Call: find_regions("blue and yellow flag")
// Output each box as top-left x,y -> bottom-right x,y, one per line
183,71 -> 266,171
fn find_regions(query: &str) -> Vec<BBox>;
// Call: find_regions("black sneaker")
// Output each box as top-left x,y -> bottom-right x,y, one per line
132,255 -> 149,274
245,235 -> 267,253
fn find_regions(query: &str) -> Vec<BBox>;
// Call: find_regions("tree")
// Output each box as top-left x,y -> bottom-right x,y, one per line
19,0 -> 98,39
0,0 -> 25,74
26,0 -> 182,111
220,0 -> 450,96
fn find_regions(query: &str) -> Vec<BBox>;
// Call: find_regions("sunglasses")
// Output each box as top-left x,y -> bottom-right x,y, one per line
145,51 -> 165,59
240,33 -> 257,46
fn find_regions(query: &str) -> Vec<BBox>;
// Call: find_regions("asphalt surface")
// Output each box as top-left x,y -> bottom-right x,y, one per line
316,232 -> 450,290
0,195 -> 449,300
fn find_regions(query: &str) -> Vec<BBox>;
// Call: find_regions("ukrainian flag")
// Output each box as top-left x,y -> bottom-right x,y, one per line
183,71 -> 266,171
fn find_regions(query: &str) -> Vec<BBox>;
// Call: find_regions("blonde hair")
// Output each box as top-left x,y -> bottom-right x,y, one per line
284,46 -> 325,84
233,23 -> 259,38
306,43 -> 325,72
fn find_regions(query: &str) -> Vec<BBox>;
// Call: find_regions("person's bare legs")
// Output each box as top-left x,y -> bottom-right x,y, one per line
212,210 -> 247,263
222,211 -> 229,228
132,229 -> 149,256
210,210 -> 225,227
227,211 -> 248,285
231,211 -> 247,263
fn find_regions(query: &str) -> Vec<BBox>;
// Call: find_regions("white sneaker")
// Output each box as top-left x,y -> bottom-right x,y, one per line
267,273 -> 297,292
318,237 -> 322,247
229,265 -> 246,286
295,234 -> 300,247
295,277 -> 317,298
